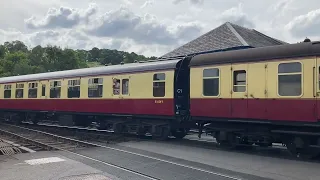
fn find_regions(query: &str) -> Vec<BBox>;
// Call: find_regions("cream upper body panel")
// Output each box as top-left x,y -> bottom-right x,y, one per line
0,70 -> 175,100
190,57 -> 315,99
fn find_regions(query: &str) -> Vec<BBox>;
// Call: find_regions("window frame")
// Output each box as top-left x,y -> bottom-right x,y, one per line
232,70 -> 247,93
4,84 -> 12,99
121,78 -> 130,96
153,73 -> 166,97
112,78 -> 121,96
88,77 -> 103,98
67,79 -> 81,98
28,82 -> 38,98
277,61 -> 303,97
15,83 -> 24,99
50,80 -> 62,98
202,68 -> 220,97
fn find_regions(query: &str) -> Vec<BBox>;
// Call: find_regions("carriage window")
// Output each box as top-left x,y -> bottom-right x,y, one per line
68,79 -> 80,98
278,62 -> 302,96
4,84 -> 12,98
42,84 -> 46,96
16,83 -> 24,98
28,82 -> 38,98
122,79 -> 129,95
88,78 -> 103,98
50,81 -> 61,98
233,70 -> 246,92
153,73 -> 165,97
203,68 -> 219,96
113,78 -> 120,95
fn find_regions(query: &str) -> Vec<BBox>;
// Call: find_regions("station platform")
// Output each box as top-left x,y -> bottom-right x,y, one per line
0,151 -> 120,180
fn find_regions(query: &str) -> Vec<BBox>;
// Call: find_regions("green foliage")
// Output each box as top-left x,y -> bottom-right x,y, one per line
0,41 -> 157,77
87,61 -> 104,67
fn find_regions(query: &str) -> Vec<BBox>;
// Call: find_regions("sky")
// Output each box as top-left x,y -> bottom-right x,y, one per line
0,0 -> 319,57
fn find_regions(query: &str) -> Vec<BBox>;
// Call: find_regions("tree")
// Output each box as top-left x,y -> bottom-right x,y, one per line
12,59 -> 34,76
0,45 -> 7,58
4,40 -> 28,53
0,41 -> 157,78
89,47 -> 100,62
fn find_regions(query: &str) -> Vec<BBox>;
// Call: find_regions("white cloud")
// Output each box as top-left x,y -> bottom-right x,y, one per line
12,3 -> 204,56
0,28 -> 125,51
1,0 -> 320,56
173,0 -> 204,5
25,3 -> 98,29
285,8 -> 320,39
141,0 -> 154,8
217,3 -> 254,28
84,7 -> 203,45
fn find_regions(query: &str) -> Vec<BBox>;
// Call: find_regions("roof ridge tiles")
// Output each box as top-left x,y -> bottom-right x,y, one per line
225,22 -> 249,46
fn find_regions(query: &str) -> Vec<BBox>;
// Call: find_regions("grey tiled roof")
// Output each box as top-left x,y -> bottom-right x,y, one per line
160,22 -> 288,59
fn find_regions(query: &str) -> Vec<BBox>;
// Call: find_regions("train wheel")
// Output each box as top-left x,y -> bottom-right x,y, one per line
152,125 -> 170,140
97,118 -> 107,130
215,131 -> 237,149
113,123 -> 124,134
171,128 -> 188,139
29,113 -> 39,125
285,136 -> 320,159
136,126 -> 147,137
11,113 -> 23,125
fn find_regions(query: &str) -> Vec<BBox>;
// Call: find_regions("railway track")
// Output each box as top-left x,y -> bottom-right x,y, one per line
0,123 -> 94,152
0,122 -> 253,180
15,121 -> 285,150
3,120 -> 316,164
16,121 -> 140,144
31,123 -> 320,161
0,123 -> 162,180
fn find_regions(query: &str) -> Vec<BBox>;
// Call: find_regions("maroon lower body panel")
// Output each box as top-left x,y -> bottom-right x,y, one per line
191,98 -> 317,123
0,99 -> 174,116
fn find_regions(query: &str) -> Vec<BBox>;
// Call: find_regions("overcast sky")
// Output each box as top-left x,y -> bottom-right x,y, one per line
0,0 -> 319,57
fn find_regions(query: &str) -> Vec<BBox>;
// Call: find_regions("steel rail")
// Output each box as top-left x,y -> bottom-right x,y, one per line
1,123 -> 243,180
0,124 -> 160,180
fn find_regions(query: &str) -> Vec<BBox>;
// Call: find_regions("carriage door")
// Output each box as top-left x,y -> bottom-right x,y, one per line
316,57 -> 320,120
247,63 -> 267,120
39,80 -> 48,99
112,77 -> 121,113
231,64 -> 248,119
120,76 -> 130,114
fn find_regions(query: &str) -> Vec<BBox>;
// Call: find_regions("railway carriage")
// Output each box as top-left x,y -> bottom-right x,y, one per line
2,40 -> 320,158
0,59 -> 189,139
189,41 -> 320,158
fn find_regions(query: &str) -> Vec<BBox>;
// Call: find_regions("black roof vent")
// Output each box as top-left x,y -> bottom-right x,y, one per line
304,37 -> 311,42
